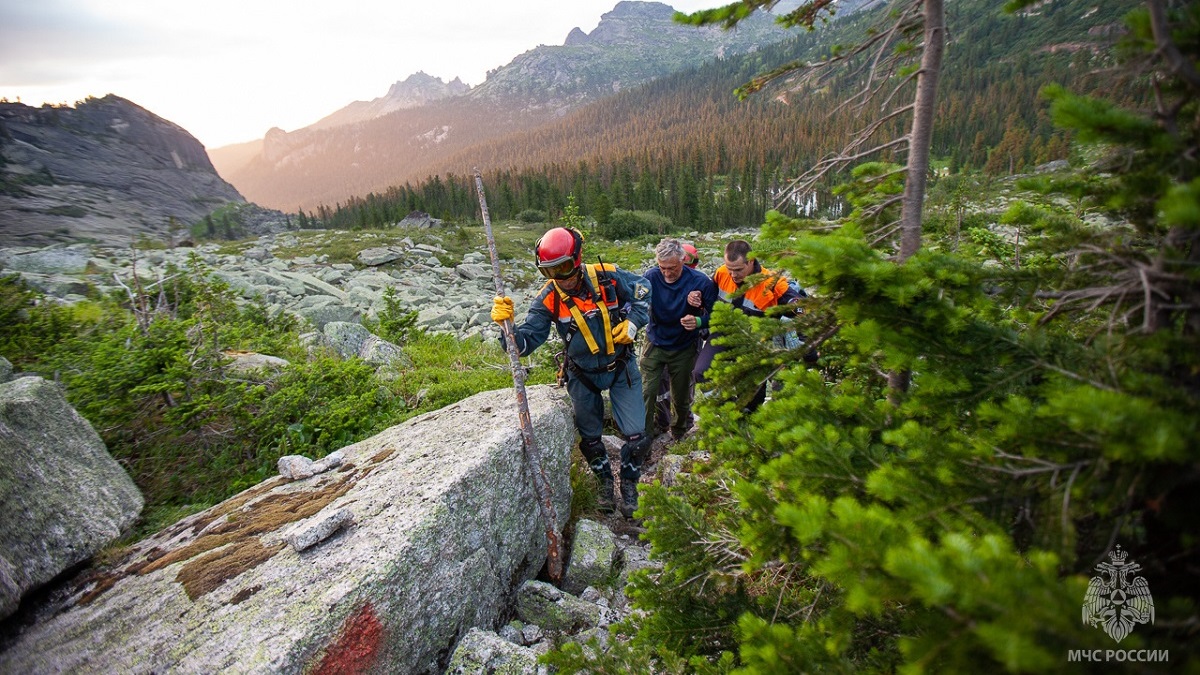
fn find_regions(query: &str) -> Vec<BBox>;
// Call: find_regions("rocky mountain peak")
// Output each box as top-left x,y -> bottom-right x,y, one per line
308,72 -> 471,132
609,0 -> 675,20
564,26 -> 589,46
470,0 -> 784,108
0,95 -> 245,247
384,71 -> 470,100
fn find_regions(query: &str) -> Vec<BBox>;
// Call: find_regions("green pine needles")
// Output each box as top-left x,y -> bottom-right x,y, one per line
545,1 -> 1198,672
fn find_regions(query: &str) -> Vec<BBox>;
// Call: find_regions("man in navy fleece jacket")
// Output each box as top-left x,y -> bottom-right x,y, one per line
639,238 -> 717,440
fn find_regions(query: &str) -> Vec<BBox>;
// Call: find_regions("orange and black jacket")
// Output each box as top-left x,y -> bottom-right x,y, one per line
710,260 -> 801,319
510,263 -> 652,372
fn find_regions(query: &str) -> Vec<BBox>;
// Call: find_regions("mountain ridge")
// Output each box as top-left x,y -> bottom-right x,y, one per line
212,0 -> 792,211
0,95 -> 258,247
308,72 -> 471,132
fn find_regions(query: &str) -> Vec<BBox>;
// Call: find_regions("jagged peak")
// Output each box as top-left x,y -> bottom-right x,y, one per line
403,71 -> 440,83
564,26 -> 589,46
607,1 -> 675,19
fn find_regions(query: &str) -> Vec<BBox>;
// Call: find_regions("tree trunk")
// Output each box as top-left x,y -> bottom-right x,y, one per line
897,0 -> 945,263
891,0 -> 946,402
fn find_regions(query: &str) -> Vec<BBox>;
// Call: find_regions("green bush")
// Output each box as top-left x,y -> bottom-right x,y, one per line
597,209 -> 673,240
516,208 -> 548,223
364,287 -> 420,344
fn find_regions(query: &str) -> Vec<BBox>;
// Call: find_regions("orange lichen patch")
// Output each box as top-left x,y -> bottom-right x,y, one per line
72,468 -> 367,608
138,475 -> 357,578
188,476 -> 286,535
177,540 -> 285,601
368,447 -> 395,464
311,602 -> 385,675
76,571 -> 120,607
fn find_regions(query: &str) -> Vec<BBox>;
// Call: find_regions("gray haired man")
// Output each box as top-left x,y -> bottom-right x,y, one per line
640,238 -> 718,446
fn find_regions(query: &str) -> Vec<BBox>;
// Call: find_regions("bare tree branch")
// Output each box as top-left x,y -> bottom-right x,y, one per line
1146,0 -> 1200,90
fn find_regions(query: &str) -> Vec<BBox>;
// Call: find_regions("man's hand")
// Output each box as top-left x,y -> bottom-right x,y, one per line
491,296 -> 515,324
612,319 -> 637,345
687,290 -> 702,307
680,315 -> 698,331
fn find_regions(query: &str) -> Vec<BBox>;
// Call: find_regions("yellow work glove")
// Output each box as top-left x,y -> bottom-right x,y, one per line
611,319 -> 637,345
491,296 -> 515,324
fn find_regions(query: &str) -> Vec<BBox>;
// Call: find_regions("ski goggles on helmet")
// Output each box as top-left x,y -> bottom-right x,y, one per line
537,256 -> 579,280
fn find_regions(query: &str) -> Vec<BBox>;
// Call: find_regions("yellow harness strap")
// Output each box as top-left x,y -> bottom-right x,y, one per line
587,264 -> 615,355
552,264 -> 615,356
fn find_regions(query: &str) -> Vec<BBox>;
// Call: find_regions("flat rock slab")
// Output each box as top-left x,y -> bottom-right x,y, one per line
0,385 -> 573,675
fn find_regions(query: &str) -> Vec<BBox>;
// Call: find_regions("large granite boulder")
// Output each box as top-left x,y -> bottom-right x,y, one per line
0,376 -> 143,620
0,245 -> 92,275
0,385 -> 573,674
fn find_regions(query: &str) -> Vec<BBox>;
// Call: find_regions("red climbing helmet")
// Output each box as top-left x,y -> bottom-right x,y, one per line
534,227 -> 584,280
682,243 -> 700,269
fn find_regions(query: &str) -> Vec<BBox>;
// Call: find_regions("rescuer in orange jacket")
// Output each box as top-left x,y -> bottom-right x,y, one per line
491,227 -> 653,517
692,239 -> 805,412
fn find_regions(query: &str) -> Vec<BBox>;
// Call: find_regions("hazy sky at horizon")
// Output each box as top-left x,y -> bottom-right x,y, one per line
0,0 -> 719,149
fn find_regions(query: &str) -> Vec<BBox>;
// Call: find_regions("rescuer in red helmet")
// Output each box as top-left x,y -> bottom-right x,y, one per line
491,226 -> 653,518
681,243 -> 700,269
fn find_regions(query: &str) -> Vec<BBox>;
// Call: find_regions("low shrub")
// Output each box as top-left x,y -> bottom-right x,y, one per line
597,209 -> 673,240
0,261 -> 559,540
516,208 -> 548,223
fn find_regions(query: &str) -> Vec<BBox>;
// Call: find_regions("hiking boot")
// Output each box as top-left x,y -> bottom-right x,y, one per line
620,479 -> 639,519
595,470 -> 616,513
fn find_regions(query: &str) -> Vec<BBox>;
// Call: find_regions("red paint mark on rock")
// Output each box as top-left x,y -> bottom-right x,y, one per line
312,602 -> 385,675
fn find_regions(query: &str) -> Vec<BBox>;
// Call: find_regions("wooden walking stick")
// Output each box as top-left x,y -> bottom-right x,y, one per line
473,168 -> 564,584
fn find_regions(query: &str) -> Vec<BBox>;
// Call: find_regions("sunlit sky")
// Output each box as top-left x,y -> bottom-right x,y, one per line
0,0 -> 719,150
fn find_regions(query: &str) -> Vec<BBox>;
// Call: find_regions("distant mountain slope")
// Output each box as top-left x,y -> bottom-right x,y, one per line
0,95 -> 247,247
468,1 -> 785,111
207,137 -> 263,178
307,0 -> 1131,233
311,72 -> 470,131
208,72 -> 468,180
219,1 -> 792,211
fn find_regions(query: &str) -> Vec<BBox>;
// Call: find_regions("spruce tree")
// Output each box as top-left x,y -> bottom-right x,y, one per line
547,0 -> 1198,672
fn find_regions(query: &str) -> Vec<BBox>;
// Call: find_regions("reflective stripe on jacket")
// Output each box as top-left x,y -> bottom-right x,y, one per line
511,263 -> 652,371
